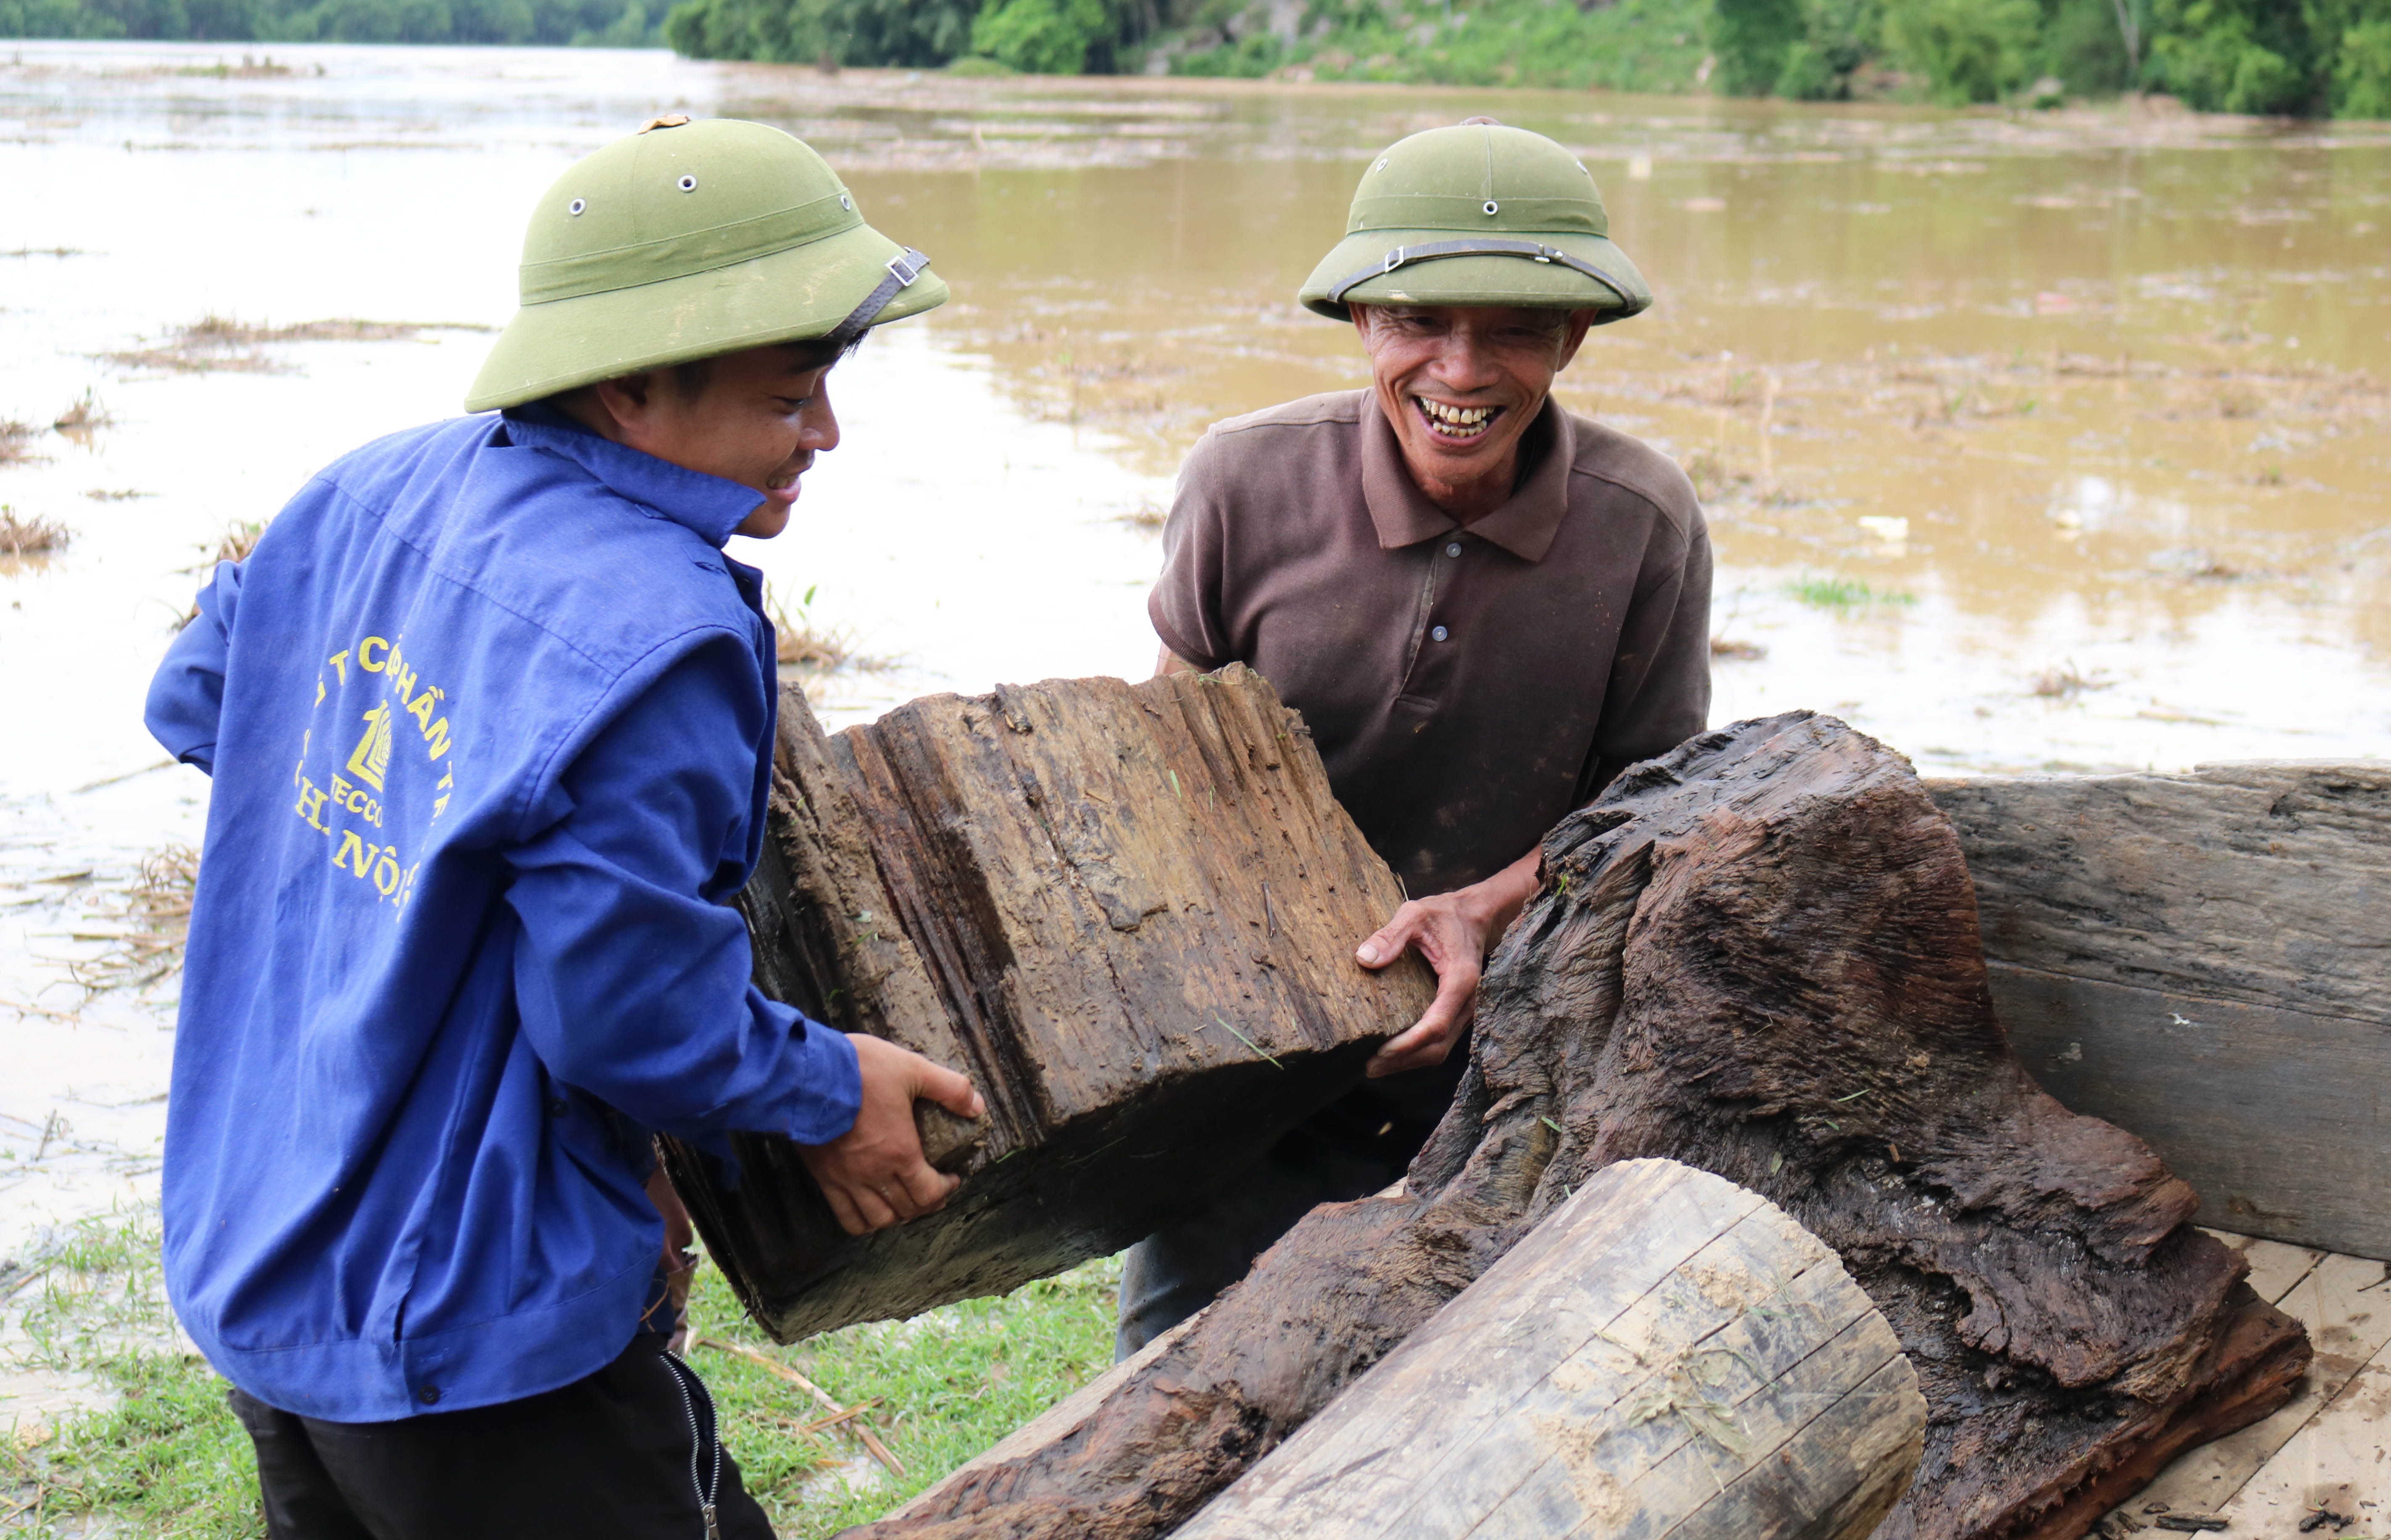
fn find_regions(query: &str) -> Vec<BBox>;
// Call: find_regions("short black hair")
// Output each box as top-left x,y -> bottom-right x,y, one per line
668,331 -> 867,402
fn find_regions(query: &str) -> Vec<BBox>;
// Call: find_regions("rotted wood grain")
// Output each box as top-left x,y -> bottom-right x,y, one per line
843,712 -> 2311,1540
1926,763 -> 2391,1260
663,666 -> 1435,1343
1172,1160 -> 1925,1540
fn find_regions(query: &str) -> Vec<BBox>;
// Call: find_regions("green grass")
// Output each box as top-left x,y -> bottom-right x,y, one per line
1783,575 -> 1918,612
3,1208 -> 1122,1538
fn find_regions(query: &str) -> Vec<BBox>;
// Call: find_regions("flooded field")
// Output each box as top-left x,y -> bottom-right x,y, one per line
0,41 -> 2386,1420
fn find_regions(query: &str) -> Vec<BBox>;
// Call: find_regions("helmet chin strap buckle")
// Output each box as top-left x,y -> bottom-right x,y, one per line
829,247 -> 933,344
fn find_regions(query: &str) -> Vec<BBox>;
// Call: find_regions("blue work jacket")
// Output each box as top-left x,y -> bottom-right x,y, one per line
143,408 -> 861,1422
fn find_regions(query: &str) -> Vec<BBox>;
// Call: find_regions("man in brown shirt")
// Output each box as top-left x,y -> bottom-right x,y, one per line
1119,119 -> 1711,1356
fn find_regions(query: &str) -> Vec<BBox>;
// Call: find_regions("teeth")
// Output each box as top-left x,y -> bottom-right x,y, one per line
1417,398 -> 1496,436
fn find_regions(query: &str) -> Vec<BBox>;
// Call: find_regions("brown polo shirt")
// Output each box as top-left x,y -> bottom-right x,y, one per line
1149,389 -> 1711,897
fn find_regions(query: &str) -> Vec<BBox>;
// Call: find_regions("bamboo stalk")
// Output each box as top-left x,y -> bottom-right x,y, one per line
697,1336 -> 907,1478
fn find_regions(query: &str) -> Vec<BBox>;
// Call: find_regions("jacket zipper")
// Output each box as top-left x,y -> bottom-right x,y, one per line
663,1349 -> 723,1540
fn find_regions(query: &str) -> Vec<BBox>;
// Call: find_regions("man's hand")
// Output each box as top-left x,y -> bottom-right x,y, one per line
1354,850 -> 1541,1077
798,1035 -> 984,1236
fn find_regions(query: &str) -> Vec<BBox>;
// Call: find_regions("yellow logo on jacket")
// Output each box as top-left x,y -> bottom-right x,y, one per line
346,703 -> 393,792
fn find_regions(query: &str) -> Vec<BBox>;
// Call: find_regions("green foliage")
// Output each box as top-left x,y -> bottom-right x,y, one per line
671,0 -> 976,63
971,0 -> 1106,71
1882,0 -> 2040,101
1167,0 -> 1710,90
1713,0 -> 1807,95
2338,15 -> 2391,116
2033,0 -> 2137,93
3,1204 -> 1122,1540
1773,0 -> 1884,99
2148,0 -> 2318,112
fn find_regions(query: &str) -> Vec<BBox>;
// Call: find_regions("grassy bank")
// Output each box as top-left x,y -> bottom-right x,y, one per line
2,1208 -> 1120,1537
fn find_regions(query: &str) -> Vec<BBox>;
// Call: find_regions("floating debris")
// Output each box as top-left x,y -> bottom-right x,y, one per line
103,315 -> 494,375
0,507 -> 69,556
51,390 -> 114,441
2030,659 -> 2112,699
70,843 -> 198,995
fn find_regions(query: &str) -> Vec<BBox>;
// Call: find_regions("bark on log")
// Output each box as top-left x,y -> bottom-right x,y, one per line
1923,764 -> 2391,1261
852,711 -> 2312,1540
1174,1159 -> 1928,1540
662,667 -> 1435,1342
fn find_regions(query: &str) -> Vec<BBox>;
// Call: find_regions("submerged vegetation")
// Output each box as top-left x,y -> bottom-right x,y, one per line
103,316 -> 490,377
2,1205 -> 1120,1538
0,506 -> 71,557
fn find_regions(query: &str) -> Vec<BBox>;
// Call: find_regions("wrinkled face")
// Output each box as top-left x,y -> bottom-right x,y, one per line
1354,304 -> 1590,496
620,342 -> 845,539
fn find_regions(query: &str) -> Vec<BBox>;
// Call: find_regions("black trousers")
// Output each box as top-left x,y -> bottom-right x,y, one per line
229,1334 -> 776,1540
1114,1047 -> 1465,1361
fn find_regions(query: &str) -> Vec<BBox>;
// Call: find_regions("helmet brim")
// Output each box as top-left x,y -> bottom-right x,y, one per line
1297,227 -> 1651,323
464,218 -> 948,412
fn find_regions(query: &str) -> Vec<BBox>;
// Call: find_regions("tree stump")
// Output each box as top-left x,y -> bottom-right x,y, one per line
853,711 -> 2311,1540
1175,1159 -> 1927,1540
661,667 -> 1435,1342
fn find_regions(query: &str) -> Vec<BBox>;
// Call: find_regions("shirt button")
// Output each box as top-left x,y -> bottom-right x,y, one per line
419,1385 -> 441,1405
1431,625 -> 1450,642
1445,542 -> 1462,558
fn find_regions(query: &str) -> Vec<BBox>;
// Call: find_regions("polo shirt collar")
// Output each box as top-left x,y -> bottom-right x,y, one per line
499,404 -> 762,551
1359,393 -> 1576,563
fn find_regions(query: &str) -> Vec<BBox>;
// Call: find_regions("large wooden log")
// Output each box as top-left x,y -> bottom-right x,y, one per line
662,667 -> 1435,1342
1174,1159 -> 1927,1540
851,711 -> 2311,1540
1924,764 -> 2391,1261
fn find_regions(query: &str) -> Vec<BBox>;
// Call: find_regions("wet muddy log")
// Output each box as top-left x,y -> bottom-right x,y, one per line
1924,763 -> 2391,1262
661,666 -> 1434,1343
1174,1159 -> 1927,1540
854,711 -> 2312,1540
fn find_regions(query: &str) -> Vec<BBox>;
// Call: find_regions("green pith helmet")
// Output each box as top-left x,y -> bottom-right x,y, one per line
465,117 -> 949,412
1298,121 -> 1651,324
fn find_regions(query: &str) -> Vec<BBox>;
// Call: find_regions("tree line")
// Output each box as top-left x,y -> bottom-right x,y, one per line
5,0 -> 2386,119
0,0 -> 664,47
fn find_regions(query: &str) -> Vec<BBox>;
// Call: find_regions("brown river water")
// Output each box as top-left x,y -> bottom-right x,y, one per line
0,45 -> 2385,1406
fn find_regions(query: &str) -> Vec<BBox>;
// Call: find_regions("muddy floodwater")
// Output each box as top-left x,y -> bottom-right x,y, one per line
1,40 -> 2386,1416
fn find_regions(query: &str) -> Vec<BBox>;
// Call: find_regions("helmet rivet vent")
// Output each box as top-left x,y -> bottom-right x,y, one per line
677,174 -> 698,192
1482,200 -> 1499,216
567,197 -> 586,216
840,194 -> 852,210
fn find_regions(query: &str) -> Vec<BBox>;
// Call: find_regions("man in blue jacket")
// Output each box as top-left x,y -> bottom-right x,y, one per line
143,117 -> 973,1539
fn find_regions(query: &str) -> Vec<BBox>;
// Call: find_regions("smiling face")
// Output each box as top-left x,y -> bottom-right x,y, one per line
1354,303 -> 1593,521
558,339 -> 848,539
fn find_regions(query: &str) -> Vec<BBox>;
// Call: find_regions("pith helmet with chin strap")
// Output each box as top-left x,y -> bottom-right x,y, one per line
1298,119 -> 1651,324
465,116 -> 947,412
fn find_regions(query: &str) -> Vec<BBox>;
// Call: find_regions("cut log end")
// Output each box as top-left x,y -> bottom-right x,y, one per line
673,667 -> 1434,1342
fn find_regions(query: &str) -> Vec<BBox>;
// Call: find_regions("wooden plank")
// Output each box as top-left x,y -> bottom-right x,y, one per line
1925,762 -> 2391,1021
2117,1251 -> 2391,1527
1171,1160 -> 1925,1540
1989,962 -> 2391,1260
1926,763 -> 2391,1264
2204,1231 -> 2327,1308
666,669 -> 1436,1342
2218,1344 -> 2391,1536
